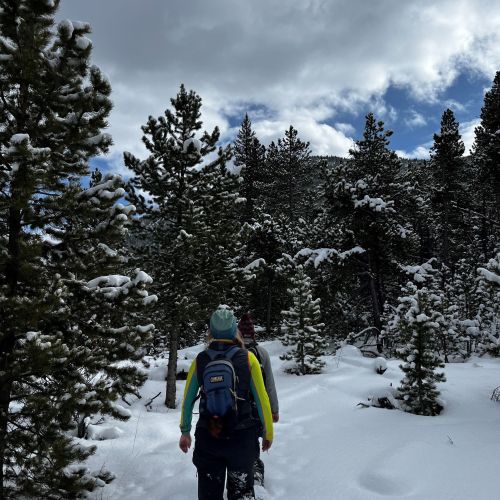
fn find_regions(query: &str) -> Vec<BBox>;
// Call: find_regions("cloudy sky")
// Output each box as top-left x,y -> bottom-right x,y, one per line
57,0 -> 500,173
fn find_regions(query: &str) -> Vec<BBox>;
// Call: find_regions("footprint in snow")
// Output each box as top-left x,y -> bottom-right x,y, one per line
358,471 -> 410,497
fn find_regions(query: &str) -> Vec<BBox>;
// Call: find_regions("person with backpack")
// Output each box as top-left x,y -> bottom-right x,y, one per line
179,307 -> 273,500
238,312 -> 279,487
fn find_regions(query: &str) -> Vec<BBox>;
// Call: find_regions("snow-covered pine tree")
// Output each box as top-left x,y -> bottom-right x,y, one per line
0,3 -> 155,497
125,84 -> 237,408
262,126 -> 319,238
303,159 -> 367,342
384,261 -> 467,362
318,114 -> 416,345
475,253 -> 500,355
439,265 -> 468,362
233,114 -> 266,223
428,109 -> 467,271
385,263 -> 446,415
280,265 -> 327,374
471,72 -> 500,258
195,155 -> 246,315
241,213 -> 289,335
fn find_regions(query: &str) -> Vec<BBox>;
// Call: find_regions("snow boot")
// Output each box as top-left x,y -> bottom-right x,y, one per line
254,457 -> 265,487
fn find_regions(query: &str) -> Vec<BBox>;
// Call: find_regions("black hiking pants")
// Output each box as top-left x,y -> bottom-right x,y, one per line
193,426 -> 257,500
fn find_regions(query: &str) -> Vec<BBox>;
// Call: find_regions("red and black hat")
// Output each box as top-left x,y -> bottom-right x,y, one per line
238,312 -> 255,340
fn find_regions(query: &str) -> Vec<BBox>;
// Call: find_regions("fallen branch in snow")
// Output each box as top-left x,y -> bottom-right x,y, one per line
121,390 -> 142,406
145,392 -> 162,408
371,397 -> 397,409
358,395 -> 398,410
491,386 -> 500,402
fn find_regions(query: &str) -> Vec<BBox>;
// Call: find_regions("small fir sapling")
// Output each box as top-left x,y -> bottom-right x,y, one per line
385,263 -> 446,416
280,266 -> 327,374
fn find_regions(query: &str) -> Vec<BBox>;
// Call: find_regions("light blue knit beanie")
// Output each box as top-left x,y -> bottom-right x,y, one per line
210,307 -> 237,339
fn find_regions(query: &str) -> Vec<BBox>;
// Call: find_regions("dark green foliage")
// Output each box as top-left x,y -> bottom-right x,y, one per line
239,213 -> 290,336
428,109 -> 467,270
125,84 -> 238,407
0,2 -> 153,497
261,126 -> 320,235
471,71 -> 500,257
233,114 -> 266,223
310,114 -> 416,345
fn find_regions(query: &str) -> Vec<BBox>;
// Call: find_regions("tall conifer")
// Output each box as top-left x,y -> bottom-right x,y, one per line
471,72 -> 500,257
0,2 -> 155,497
318,114 -> 415,343
429,109 -> 466,270
233,114 -> 266,223
125,85 -> 236,408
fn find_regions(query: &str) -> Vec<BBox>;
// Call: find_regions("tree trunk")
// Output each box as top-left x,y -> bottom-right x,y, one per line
367,254 -> 382,335
480,194 -> 488,258
0,378 -> 12,500
165,328 -> 179,408
1,203 -> 23,498
266,274 -> 273,336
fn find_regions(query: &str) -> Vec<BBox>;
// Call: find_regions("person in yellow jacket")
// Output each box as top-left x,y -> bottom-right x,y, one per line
179,307 -> 273,500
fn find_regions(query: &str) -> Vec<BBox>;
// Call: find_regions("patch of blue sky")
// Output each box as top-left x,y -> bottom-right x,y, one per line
326,70 -> 490,155
226,102 -> 272,130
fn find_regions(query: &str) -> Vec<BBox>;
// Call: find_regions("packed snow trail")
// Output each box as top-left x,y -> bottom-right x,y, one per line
87,342 -> 500,499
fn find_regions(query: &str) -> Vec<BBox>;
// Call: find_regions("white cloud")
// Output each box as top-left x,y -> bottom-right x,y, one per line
396,145 -> 431,160
56,0 -> 500,162
405,110 -> 427,128
460,118 -> 481,155
443,99 -> 468,113
335,122 -> 356,136
253,116 -> 354,156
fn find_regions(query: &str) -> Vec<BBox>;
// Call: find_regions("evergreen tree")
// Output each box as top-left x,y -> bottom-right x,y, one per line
262,126 -> 318,233
305,159 -> 368,342
125,85 -> 236,408
195,157 -> 246,315
240,213 -> 289,335
428,109 -> 467,270
385,264 -> 446,415
475,253 -> 500,355
317,114 -> 416,344
280,265 -> 327,374
471,72 -> 500,257
402,159 -> 435,263
0,3 -> 154,497
233,114 -> 266,223
437,265 -> 468,362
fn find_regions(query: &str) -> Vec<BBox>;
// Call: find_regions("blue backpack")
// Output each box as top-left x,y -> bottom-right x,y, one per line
202,346 -> 239,424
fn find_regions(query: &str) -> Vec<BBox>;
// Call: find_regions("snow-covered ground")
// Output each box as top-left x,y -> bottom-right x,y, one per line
86,342 -> 500,500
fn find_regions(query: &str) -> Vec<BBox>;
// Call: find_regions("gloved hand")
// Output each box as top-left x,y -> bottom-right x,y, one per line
179,433 -> 192,453
272,412 -> 279,423
262,439 -> 272,452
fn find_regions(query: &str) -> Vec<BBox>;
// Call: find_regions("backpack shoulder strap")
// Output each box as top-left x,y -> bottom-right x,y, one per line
248,344 -> 262,365
225,345 -> 240,360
